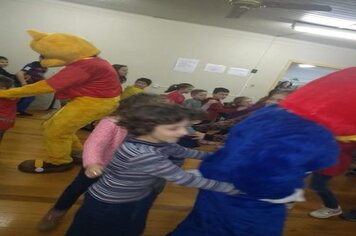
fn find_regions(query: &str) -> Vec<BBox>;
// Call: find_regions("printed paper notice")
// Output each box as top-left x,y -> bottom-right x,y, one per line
227,67 -> 250,77
173,58 -> 199,73
204,63 -> 226,73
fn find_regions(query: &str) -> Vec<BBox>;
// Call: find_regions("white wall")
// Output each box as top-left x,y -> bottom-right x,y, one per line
2,0 -> 356,101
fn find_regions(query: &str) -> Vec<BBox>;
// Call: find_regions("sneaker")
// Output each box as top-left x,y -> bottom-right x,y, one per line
340,210 -> 356,221
309,206 -> 342,219
37,209 -> 67,231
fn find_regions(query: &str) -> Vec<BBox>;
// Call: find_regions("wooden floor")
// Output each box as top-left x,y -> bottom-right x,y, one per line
0,111 -> 355,236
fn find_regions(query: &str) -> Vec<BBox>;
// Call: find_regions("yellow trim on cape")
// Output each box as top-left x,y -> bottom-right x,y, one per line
336,135 -> 356,142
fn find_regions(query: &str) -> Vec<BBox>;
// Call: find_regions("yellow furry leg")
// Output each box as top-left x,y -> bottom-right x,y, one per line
42,96 -> 120,165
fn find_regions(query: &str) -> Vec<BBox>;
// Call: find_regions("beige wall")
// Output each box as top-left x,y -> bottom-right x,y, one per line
2,0 -> 356,101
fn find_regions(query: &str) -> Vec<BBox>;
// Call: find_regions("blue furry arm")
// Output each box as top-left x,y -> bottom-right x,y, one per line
199,105 -> 339,200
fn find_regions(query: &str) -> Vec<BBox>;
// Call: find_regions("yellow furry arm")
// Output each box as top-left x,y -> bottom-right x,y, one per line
0,80 -> 54,98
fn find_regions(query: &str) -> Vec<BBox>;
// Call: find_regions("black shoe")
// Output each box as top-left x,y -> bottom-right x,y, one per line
18,160 -> 74,173
17,112 -> 33,116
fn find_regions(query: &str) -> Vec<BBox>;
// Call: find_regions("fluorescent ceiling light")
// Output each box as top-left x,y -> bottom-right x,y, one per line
292,21 -> 356,41
302,15 -> 356,30
298,64 -> 315,68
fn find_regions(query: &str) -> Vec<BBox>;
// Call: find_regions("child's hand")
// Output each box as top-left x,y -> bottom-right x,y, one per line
189,131 -> 205,140
85,164 -> 104,178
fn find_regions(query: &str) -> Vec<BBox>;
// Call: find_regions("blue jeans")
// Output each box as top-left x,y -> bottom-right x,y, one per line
54,168 -> 98,211
310,173 -> 339,209
66,192 -> 157,236
17,96 -> 36,113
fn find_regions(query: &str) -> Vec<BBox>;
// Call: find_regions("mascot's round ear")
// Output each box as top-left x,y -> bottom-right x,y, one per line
27,30 -> 48,41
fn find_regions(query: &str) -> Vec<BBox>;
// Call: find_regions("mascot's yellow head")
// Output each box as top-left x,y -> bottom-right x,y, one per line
27,30 -> 100,67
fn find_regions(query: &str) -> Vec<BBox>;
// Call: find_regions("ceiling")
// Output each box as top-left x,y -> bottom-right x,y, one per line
60,0 -> 356,49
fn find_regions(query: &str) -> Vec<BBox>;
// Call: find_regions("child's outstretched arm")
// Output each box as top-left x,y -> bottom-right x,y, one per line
83,118 -> 127,177
163,143 -> 211,160
141,155 -> 238,195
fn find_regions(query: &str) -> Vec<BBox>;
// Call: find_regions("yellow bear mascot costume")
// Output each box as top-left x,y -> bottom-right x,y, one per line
0,30 -> 121,173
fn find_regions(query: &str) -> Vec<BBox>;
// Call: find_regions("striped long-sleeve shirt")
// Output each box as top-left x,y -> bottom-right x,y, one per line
89,137 -> 237,203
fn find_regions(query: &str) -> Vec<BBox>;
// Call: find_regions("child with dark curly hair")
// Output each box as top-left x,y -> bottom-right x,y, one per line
66,102 -> 238,236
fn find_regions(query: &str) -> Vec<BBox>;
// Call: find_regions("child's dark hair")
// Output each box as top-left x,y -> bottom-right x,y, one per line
136,78 -> 152,86
191,89 -> 207,96
256,89 -> 293,105
112,64 -> 127,83
0,56 -> 8,61
213,87 -> 229,94
0,75 -> 13,89
118,103 -> 191,136
275,81 -> 292,89
267,89 -> 294,98
165,83 -> 193,93
112,64 -> 127,70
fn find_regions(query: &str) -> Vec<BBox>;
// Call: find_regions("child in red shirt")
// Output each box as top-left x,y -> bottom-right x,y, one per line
204,87 -> 237,122
0,75 -> 18,142
165,83 -> 194,105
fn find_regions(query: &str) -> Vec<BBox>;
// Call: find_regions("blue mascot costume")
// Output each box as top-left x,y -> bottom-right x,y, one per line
169,67 -> 356,236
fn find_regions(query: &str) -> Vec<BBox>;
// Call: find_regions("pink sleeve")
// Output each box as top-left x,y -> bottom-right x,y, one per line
82,118 -> 127,167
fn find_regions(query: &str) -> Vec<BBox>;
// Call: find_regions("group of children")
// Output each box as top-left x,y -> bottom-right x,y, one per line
164,83 -> 252,123
32,79 -> 259,234
35,74 -> 354,235
2,56 -> 356,235
163,81 -> 356,224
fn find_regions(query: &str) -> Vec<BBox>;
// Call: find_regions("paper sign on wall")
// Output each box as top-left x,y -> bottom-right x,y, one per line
204,63 -> 226,73
227,67 -> 250,77
173,58 -> 199,73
